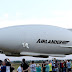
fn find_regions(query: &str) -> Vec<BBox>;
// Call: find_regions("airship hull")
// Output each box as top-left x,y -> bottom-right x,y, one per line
0,25 -> 72,57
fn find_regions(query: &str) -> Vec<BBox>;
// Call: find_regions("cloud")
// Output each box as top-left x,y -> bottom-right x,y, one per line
0,10 -> 72,29
0,17 -> 72,29
3,13 -> 8,18
16,12 -> 24,16
53,10 -> 72,16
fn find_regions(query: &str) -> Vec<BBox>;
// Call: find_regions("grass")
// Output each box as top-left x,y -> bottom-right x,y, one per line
12,63 -> 20,72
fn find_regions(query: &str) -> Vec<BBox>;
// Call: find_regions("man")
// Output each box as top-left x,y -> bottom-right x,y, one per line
4,58 -> 11,72
63,61 -> 67,72
67,60 -> 71,72
45,63 -> 49,72
0,60 -> 2,72
60,60 -> 64,72
51,60 -> 54,70
49,61 -> 52,72
21,59 -> 29,72
42,61 -> 46,72
30,61 -> 36,72
0,63 -> 2,72
17,64 -> 22,72
55,60 -> 59,72
1,61 -> 6,72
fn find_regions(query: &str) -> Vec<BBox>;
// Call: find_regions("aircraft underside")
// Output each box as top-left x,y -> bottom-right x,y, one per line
0,50 -> 67,58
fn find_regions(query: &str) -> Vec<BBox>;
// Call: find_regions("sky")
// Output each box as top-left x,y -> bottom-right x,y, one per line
0,0 -> 72,28
0,0 -> 72,61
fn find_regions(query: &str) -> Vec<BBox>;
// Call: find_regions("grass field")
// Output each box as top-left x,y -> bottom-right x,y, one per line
12,63 -> 20,72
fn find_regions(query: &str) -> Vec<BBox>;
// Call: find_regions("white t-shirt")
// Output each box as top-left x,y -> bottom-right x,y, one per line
6,66 -> 10,72
0,66 -> 1,72
17,66 -> 22,72
30,64 -> 36,72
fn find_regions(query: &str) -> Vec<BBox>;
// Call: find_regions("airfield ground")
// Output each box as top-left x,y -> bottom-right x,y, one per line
12,63 -> 20,72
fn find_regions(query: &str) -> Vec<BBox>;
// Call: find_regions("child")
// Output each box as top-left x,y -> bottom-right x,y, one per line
17,64 -> 22,72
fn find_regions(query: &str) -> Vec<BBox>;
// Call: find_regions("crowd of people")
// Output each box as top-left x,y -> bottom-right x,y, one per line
17,58 -> 72,72
0,58 -> 72,72
41,60 -> 72,72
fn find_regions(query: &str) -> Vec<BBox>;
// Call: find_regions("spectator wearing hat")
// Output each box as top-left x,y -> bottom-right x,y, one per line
36,64 -> 41,72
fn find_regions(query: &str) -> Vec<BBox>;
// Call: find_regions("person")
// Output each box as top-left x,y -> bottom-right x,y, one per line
67,60 -> 71,72
0,63 -> 2,72
53,62 -> 56,72
30,61 -> 36,72
46,60 -> 49,64
1,61 -> 6,72
49,61 -> 52,72
45,63 -> 49,72
53,67 -> 56,72
63,61 -> 67,72
60,60 -> 64,72
71,61 -> 72,71
17,64 -> 22,72
42,61 -> 46,72
55,60 -> 59,72
4,58 -> 14,72
51,60 -> 54,71
36,64 -> 41,72
21,59 -> 29,72
4,58 -> 11,72
0,60 -> 2,65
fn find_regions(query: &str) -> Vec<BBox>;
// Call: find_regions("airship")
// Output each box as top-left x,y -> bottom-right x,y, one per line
0,25 -> 72,58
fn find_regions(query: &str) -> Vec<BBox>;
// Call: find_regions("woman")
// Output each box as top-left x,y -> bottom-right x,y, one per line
36,64 -> 41,72
45,63 -> 49,72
